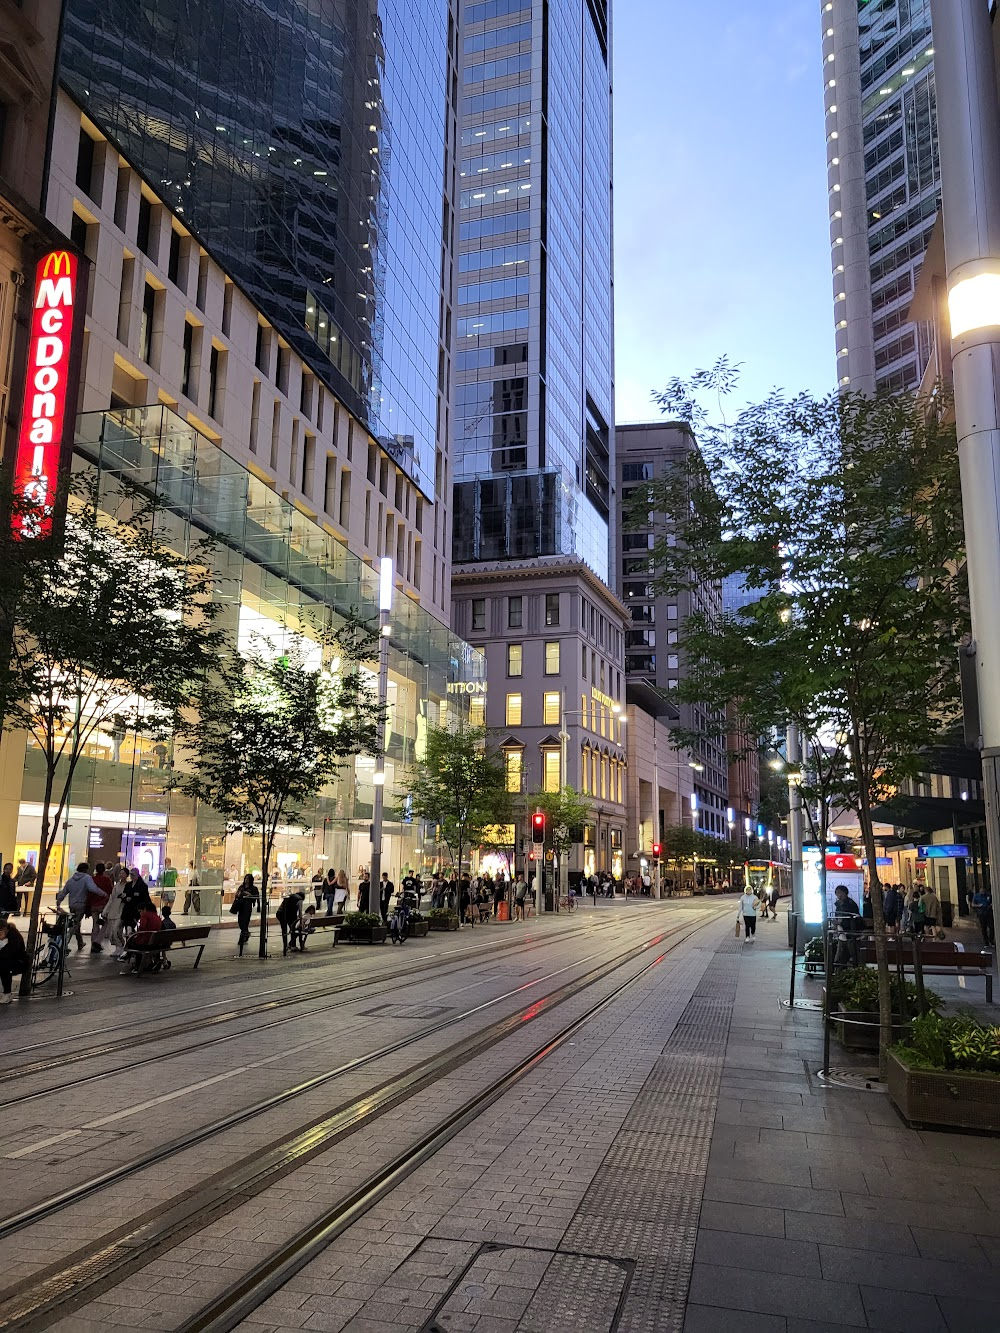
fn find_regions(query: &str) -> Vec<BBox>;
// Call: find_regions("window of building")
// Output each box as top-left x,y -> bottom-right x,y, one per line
666,605 -> 679,620
600,755 -> 608,800
667,653 -> 679,669
506,692 -> 522,726
542,748 -> 560,793
581,746 -> 590,794
508,595 -> 522,628
545,641 -> 560,675
76,127 -> 97,197
581,692 -> 588,724
136,195 -> 154,259
667,630 -> 679,645
139,282 -> 156,365
208,345 -> 222,420
507,643 -> 522,677
622,461 -> 653,482
504,749 -> 522,793
545,592 -> 560,626
168,229 -> 182,284
181,321 -> 195,398
470,696 -> 486,728
472,598 -> 486,631
543,691 -> 560,725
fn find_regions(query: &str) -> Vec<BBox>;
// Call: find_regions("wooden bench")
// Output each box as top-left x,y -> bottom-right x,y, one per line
300,915 -> 342,948
859,940 -> 995,1004
124,925 -> 212,972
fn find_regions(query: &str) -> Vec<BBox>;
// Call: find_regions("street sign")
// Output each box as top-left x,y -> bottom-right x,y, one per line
916,844 -> 970,859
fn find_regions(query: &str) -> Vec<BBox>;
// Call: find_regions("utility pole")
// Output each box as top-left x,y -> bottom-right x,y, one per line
931,0 -> 1000,890
787,722 -> 804,947
369,558 -> 393,916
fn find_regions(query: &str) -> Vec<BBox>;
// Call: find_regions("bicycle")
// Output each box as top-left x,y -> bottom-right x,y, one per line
389,899 -> 411,944
31,912 -> 71,989
558,895 -> 577,913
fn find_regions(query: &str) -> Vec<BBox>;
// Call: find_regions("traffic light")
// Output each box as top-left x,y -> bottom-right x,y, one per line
652,842 -> 662,859
532,811 -> 545,844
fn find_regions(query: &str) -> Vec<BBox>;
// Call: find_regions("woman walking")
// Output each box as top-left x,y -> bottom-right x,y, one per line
233,874 -> 259,957
738,888 -> 758,942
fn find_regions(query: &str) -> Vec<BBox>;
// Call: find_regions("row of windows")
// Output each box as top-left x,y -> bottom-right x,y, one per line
874,329 -> 916,370
864,125 -> 903,173
458,243 -> 530,273
463,20 -> 531,54
458,275 -> 529,304
868,191 -> 939,257
460,147 -> 532,178
506,641 -> 561,676
621,460 -> 654,482
463,53 -> 531,85
461,115 -> 532,147
458,308 -> 530,338
499,692 -> 624,748
459,206 -> 529,243
869,223 -> 934,286
871,269 -> 912,312
580,750 -> 625,804
461,180 -> 532,208
462,83 -> 531,118
463,0 -> 528,24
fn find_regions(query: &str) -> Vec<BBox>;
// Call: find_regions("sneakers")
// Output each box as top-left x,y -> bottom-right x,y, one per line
0,993 -> 12,1004
90,943 -> 103,953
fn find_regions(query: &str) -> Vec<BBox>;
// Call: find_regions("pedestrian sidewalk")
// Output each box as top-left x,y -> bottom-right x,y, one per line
685,913 -> 1000,1332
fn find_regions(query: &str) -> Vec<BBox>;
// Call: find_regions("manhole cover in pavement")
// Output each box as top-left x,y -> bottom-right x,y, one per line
424,1245 -> 631,1333
816,1066 -> 888,1094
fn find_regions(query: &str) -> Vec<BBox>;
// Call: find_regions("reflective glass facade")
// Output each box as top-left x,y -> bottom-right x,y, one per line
13,406 -> 481,918
60,0 -> 452,496
453,0 -> 614,581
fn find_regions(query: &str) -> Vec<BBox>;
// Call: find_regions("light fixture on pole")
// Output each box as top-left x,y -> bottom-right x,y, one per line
369,557 -> 392,917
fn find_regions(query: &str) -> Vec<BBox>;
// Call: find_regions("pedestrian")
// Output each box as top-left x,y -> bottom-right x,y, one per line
88,862 -> 113,952
322,869 -> 337,915
910,887 -> 928,937
232,874 -> 258,956
0,918 -> 28,1002
297,904 -> 317,950
833,884 -> 862,966
160,858 -> 179,910
922,885 -> 942,937
769,883 -> 780,921
972,887 -> 995,947
276,887 -> 304,955
738,888 -> 758,941
0,864 -> 17,917
335,867 -> 350,911
310,868 -> 325,911
13,858 -> 35,915
380,872 -> 394,923
358,871 -> 371,914
119,869 -> 147,948
56,862 -> 102,951
182,862 -> 201,916
514,873 -> 527,922
883,883 -> 902,934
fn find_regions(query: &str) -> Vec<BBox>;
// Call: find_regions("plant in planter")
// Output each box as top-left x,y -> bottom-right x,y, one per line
341,911 -> 387,944
827,967 -> 942,1052
889,1013 -> 1000,1131
427,907 -> 460,932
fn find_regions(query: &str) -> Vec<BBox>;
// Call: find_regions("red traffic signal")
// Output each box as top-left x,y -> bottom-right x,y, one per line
531,812 -> 545,844
652,842 -> 662,859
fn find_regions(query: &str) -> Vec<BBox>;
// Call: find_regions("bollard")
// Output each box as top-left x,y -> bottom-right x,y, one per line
788,911 -> 799,1009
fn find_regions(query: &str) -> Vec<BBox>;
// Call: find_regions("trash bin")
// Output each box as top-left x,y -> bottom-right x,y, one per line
543,888 -> 555,912
941,901 -> 954,929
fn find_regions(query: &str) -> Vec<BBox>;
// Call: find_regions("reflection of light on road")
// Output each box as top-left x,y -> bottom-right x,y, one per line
521,1000 -> 545,1023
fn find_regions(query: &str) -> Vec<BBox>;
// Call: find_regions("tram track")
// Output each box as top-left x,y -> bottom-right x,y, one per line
0,914 -> 622,1102
0,907 -> 728,1330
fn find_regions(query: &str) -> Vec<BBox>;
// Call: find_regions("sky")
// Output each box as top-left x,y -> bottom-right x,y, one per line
613,0 -> 835,423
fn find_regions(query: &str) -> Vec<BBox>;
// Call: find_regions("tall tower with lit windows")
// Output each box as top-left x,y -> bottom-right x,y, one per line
823,0 -> 940,394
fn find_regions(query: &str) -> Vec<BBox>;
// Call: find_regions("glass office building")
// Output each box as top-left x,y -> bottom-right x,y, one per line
452,0 -> 614,582
59,0 -> 452,497
825,0 -> 939,393
13,405 -> 481,916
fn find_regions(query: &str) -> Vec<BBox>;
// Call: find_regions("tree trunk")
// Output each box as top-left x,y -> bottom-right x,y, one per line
19,767 -> 56,996
853,729 -> 892,1078
259,828 -> 272,959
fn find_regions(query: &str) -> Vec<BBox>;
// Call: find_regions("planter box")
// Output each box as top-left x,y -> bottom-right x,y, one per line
888,1051 -> 1000,1132
408,920 -> 429,938
834,1004 -> 910,1052
343,926 -> 387,945
428,916 -> 460,932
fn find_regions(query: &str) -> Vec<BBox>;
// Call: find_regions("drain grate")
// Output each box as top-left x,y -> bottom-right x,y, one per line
816,1065 -> 888,1094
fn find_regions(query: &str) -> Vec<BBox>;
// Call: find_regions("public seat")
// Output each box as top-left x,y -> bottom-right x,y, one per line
124,925 -> 211,972
859,938 -> 995,1003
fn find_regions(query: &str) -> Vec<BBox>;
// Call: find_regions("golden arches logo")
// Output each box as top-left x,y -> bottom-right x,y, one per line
41,251 -> 73,278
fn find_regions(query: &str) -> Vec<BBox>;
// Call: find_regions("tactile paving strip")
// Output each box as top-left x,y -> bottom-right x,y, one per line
558,944 -> 741,1328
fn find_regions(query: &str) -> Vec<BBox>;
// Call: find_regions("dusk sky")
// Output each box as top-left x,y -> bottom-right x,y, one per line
613,1 -> 834,422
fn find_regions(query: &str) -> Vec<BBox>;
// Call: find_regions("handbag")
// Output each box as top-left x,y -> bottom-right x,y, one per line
229,898 -> 240,915
734,918 -> 742,938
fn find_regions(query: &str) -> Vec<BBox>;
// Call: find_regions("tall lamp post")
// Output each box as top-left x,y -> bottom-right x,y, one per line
369,558 -> 393,912
556,696 -> 624,911
930,0 -> 1000,890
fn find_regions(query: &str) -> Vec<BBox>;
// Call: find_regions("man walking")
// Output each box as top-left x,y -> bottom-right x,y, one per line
737,888 -> 758,941
56,863 -> 103,951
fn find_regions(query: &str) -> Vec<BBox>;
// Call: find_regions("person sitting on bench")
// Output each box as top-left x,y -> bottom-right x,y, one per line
130,903 -> 163,973
296,904 -> 317,951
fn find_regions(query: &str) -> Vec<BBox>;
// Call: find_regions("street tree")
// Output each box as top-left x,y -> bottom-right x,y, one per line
175,616 -> 381,958
641,363 -> 966,1070
0,479 -> 225,993
404,722 -> 511,896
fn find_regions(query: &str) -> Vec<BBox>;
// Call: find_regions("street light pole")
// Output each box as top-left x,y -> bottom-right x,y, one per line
930,0 -> 1000,893
787,723 -> 804,945
369,558 -> 392,916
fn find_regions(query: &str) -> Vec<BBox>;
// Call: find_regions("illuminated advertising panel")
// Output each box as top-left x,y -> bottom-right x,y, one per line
12,249 -> 86,539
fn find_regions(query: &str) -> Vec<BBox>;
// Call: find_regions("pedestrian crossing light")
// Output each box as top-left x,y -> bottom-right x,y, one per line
652,842 -> 662,859
532,812 -> 545,844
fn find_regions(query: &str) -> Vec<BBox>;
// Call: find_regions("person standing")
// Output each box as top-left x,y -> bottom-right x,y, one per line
922,885 -> 942,937
0,918 -> 27,1001
13,859 -> 34,915
88,863 -> 113,953
883,883 -> 902,935
310,868 -> 325,911
514,873 -> 527,922
0,864 -> 18,917
737,888 -> 758,941
380,872 -> 394,923
233,874 -> 259,956
833,884 -> 862,966
358,871 -> 371,914
160,858 -> 179,910
972,887 -> 995,947
769,883 -> 780,921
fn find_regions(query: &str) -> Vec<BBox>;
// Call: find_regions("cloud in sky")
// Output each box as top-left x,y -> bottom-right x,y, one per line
613,0 -> 834,422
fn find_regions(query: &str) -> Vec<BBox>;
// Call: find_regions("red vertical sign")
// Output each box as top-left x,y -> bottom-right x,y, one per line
12,250 -> 81,539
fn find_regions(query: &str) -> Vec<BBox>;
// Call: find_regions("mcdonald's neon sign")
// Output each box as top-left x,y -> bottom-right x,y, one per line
12,249 -> 85,539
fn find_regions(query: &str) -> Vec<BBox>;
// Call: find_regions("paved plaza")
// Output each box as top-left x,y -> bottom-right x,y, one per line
0,900 -> 998,1332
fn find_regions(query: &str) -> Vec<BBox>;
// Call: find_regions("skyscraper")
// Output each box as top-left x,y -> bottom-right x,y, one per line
824,0 -> 940,394
450,0 -> 626,884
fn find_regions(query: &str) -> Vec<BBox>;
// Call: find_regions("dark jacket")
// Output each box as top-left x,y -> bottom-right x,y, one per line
0,875 -> 18,915
0,923 -> 27,972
